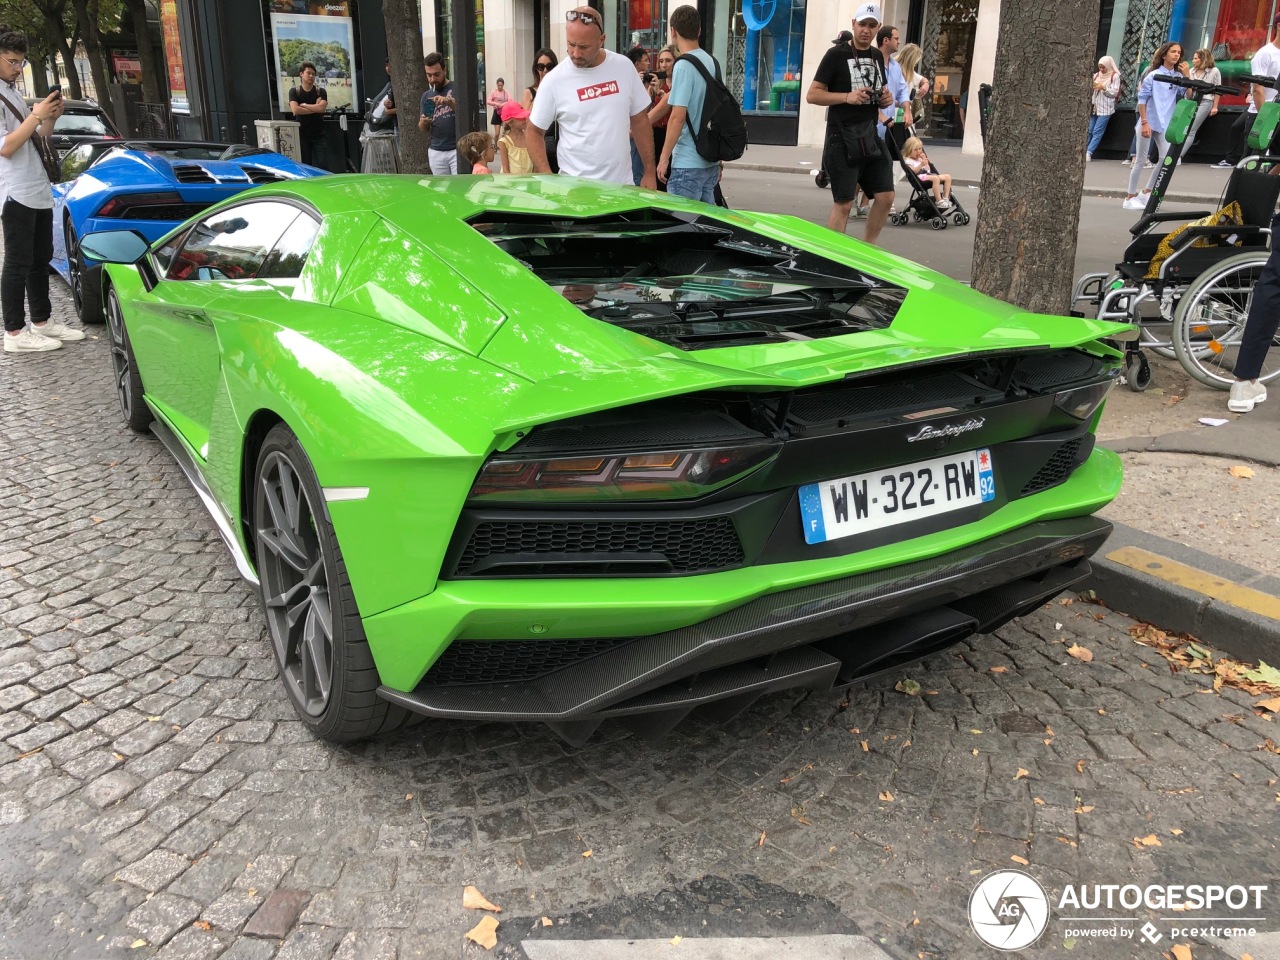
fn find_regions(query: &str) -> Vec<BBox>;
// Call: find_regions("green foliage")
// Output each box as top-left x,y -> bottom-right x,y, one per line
278,37 -> 350,77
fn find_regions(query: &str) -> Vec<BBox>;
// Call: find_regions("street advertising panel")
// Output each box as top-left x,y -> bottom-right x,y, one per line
159,0 -> 188,113
269,11 -> 356,111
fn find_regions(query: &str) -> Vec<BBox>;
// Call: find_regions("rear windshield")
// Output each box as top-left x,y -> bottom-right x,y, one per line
56,112 -> 110,136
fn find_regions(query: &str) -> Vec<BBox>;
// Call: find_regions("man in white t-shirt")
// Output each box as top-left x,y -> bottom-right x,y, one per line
527,6 -> 655,187
1220,14 -> 1280,167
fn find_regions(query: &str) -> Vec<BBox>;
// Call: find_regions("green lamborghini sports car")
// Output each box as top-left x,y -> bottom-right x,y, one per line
82,174 -> 1128,744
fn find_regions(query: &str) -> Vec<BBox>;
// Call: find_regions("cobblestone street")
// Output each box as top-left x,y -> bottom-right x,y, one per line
2,279 -> 1279,960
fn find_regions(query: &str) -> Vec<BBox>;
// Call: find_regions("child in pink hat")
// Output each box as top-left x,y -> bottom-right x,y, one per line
498,100 -> 533,174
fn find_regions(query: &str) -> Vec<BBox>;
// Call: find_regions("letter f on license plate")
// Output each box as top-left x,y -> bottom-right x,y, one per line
799,448 -> 995,545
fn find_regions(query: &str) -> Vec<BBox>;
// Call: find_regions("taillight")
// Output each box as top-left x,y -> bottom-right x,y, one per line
95,192 -> 183,217
469,441 -> 781,503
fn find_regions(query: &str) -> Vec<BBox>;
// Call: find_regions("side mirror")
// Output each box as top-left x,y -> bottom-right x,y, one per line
78,229 -> 150,264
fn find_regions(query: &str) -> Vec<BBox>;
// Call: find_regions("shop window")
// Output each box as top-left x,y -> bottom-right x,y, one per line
918,0 -> 977,140
730,0 -> 805,116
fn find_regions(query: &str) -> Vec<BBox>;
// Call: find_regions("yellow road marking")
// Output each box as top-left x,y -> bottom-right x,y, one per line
1107,546 -> 1280,621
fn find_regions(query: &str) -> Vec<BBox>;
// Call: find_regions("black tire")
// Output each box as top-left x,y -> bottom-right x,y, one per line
1125,353 -> 1152,392
953,212 -> 964,225
67,221 -> 105,324
932,217 -> 945,230
253,424 -> 413,742
105,286 -> 152,433
960,212 -> 972,225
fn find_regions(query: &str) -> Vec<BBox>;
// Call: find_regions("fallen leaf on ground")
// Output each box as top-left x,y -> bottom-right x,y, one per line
671,935 -> 682,945
1228,465 -> 1255,479
780,762 -> 815,784
1015,768 -> 1029,780
1066,643 -> 1094,663
1257,697 -> 1280,713
465,915 -> 499,950
541,917 -> 553,927
1243,661 -> 1280,687
581,849 -> 593,858
1033,797 -> 1045,805
1056,836 -> 1078,847
1076,760 -> 1086,774
895,679 -> 921,696
1132,834 -> 1162,847
879,791 -> 895,802
791,806 -> 812,825
1011,855 -> 1029,865
463,885 -> 502,912
1170,828 -> 1183,835
130,941 -> 148,949
1076,804 -> 1095,814
192,920 -> 211,931
989,666 -> 1009,674
861,740 -> 869,752
1171,944 -> 1193,960
757,830 -> 766,847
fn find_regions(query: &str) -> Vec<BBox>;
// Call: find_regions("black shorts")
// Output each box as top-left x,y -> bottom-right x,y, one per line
823,131 -> 893,203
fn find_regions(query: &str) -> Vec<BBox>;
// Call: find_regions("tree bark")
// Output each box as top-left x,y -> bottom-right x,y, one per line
122,0 -> 161,105
71,0 -> 115,112
383,0 -> 430,173
970,0 -> 1101,314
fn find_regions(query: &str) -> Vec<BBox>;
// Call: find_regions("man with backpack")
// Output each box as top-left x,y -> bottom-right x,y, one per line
658,4 -> 737,203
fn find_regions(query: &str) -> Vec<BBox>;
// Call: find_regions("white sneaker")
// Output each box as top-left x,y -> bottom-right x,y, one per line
1213,159 -> 1234,169
3,328 -> 63,353
33,320 -> 86,342
1085,153 -> 1092,162
938,198 -> 953,209
1228,379 -> 1267,413
1122,196 -> 1146,210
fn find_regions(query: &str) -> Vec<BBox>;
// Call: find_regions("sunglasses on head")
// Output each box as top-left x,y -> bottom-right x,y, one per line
566,10 -> 601,27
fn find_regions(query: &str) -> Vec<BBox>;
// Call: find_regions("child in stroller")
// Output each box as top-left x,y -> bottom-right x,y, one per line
889,136 -> 971,229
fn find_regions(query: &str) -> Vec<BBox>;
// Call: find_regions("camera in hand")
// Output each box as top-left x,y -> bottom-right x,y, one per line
654,70 -> 667,80
643,72 -> 656,84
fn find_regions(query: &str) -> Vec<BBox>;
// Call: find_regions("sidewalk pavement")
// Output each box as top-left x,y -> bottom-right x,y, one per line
728,141 -> 1279,668
728,141 -> 1234,204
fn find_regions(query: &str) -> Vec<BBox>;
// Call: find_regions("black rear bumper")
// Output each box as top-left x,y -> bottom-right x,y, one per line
378,516 -> 1112,742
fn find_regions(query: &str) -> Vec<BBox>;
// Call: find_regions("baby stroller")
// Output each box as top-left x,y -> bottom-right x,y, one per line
886,135 -> 970,229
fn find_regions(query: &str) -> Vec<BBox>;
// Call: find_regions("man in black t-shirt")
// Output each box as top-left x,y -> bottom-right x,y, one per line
806,3 -> 895,242
289,61 -> 329,170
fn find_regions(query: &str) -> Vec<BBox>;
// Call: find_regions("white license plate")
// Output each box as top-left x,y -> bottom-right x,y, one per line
799,448 -> 995,545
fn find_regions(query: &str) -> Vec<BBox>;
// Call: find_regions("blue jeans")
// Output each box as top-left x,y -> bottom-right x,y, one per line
666,165 -> 719,204
1086,113 -> 1112,156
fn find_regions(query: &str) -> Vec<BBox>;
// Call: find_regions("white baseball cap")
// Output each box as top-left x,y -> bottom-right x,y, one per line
854,2 -> 882,24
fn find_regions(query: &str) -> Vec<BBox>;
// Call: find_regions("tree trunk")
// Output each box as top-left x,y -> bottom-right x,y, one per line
383,0 -> 430,173
36,0 -> 83,100
123,0 -> 161,105
71,0 -> 114,112
970,1 -> 1101,314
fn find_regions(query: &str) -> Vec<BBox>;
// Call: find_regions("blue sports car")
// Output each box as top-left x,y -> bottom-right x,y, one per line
52,140 -> 326,323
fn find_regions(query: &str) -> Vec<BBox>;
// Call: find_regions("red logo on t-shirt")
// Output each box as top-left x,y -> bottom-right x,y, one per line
576,80 -> 620,101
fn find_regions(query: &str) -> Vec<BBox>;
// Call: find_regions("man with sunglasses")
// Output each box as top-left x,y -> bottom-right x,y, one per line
527,7 -> 655,188
0,26 -> 86,354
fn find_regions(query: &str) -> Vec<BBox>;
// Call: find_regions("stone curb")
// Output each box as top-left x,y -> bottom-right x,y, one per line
1079,520 -> 1280,666
726,162 -> 1222,205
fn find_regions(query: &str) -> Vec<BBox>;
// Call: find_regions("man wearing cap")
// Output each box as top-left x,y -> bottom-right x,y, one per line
1219,14 -> 1280,168
806,3 -> 896,241
527,6 -> 656,187
832,29 -> 853,50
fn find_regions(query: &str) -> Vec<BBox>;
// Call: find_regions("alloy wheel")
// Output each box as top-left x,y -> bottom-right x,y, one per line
256,450 -> 334,717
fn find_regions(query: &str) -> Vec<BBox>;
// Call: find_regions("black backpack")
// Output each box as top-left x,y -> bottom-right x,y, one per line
675,53 -> 747,162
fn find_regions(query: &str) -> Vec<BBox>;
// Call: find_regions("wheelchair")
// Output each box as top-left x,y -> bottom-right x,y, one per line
1073,73 -> 1280,392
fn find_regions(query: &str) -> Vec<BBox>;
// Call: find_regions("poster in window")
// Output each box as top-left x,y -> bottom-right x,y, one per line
269,12 -> 356,111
